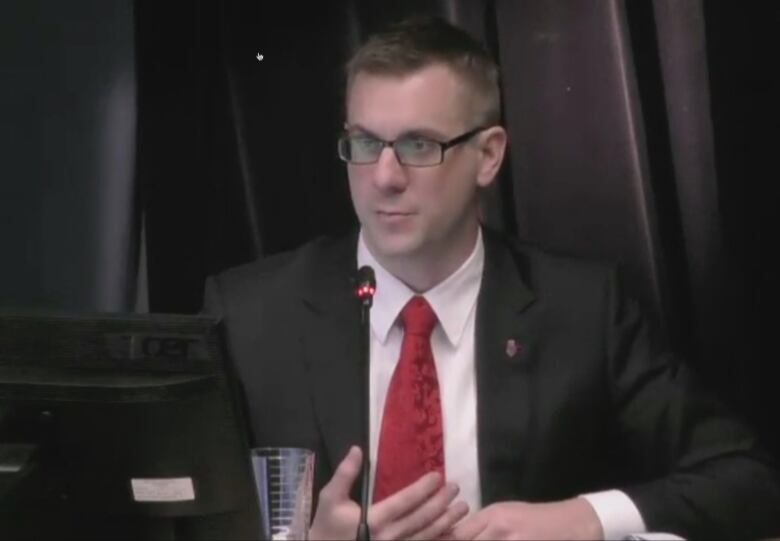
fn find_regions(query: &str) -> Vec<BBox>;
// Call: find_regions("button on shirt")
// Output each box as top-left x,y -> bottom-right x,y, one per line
357,229 -> 646,539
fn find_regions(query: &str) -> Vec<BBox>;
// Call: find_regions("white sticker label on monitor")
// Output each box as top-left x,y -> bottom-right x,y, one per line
131,477 -> 195,502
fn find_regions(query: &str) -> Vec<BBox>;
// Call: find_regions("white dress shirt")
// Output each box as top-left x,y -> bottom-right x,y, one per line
357,229 -> 646,539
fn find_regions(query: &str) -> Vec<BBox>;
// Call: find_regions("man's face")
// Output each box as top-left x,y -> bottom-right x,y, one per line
345,64 -> 497,266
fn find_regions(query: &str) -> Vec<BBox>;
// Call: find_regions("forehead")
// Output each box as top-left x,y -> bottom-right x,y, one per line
346,64 -> 471,137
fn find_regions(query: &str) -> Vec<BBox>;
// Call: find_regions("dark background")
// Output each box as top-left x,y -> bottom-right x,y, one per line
1,0 -> 776,455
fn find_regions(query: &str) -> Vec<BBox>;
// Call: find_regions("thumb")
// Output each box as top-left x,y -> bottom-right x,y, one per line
321,445 -> 363,502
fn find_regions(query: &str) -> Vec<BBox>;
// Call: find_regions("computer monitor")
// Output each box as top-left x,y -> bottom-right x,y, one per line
0,311 -> 261,539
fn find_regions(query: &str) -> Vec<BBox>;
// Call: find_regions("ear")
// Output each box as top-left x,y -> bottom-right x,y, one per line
475,126 -> 508,188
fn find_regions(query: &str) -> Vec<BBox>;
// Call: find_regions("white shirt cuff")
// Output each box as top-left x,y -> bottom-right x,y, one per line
579,489 -> 647,540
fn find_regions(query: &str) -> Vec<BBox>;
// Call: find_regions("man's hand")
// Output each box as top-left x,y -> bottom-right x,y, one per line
445,498 -> 603,540
309,446 -> 469,540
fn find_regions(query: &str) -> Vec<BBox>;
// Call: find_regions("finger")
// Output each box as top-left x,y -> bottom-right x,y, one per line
370,471 -> 442,525
381,482 -> 459,540
410,500 -> 469,541
319,446 -> 362,502
448,511 -> 488,540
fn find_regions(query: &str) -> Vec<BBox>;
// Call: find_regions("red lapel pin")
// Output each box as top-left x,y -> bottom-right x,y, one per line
505,339 -> 521,359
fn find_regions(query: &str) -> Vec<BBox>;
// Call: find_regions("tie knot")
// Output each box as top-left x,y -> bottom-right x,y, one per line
400,296 -> 437,338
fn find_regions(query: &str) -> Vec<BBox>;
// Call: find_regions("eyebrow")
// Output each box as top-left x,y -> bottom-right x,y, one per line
346,124 -> 448,141
345,125 -> 380,138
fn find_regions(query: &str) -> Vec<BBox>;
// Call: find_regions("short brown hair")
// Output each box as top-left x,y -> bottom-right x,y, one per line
346,15 -> 502,126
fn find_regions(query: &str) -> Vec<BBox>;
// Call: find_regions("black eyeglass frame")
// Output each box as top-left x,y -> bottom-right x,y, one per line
337,125 -> 491,167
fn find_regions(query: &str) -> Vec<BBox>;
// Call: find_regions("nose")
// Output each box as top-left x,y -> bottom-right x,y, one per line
372,146 -> 409,192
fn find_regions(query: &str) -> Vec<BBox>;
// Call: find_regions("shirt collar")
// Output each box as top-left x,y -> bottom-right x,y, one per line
357,229 -> 484,347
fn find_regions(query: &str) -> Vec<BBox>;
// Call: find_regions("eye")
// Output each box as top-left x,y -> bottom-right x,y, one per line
353,136 -> 382,150
400,137 -> 437,154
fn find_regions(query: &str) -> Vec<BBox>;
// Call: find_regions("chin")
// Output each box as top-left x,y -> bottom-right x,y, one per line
364,230 -> 425,261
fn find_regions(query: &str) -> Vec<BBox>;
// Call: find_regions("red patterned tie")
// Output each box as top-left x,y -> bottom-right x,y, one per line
373,296 -> 445,502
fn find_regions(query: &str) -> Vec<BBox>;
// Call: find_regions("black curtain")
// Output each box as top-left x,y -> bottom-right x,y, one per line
1,0 -> 138,312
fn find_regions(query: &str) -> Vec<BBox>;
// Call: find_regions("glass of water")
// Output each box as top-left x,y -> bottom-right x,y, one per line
250,447 -> 315,540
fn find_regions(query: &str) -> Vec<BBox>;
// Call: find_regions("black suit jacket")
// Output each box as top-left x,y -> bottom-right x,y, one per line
204,228 -> 780,539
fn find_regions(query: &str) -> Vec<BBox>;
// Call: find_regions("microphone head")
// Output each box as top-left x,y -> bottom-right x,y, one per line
355,266 -> 376,303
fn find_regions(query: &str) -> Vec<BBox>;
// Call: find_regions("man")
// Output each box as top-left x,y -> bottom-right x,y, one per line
203,16 -> 780,540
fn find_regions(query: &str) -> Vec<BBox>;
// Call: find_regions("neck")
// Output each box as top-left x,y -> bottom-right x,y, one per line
371,221 -> 481,293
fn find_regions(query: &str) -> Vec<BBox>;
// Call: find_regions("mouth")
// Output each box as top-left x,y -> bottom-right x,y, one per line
375,210 -> 415,224
376,210 -> 414,217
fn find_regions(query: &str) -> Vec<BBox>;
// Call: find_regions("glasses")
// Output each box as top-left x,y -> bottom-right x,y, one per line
337,126 -> 489,167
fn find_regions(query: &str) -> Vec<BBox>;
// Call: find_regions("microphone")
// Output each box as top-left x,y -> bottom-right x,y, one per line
354,266 -> 375,541
356,266 -> 376,308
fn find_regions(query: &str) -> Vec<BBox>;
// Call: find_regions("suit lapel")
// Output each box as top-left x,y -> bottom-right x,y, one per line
299,234 -> 364,480
476,231 -> 537,504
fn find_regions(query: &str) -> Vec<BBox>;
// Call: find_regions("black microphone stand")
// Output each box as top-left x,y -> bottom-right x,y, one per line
355,266 -> 375,541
